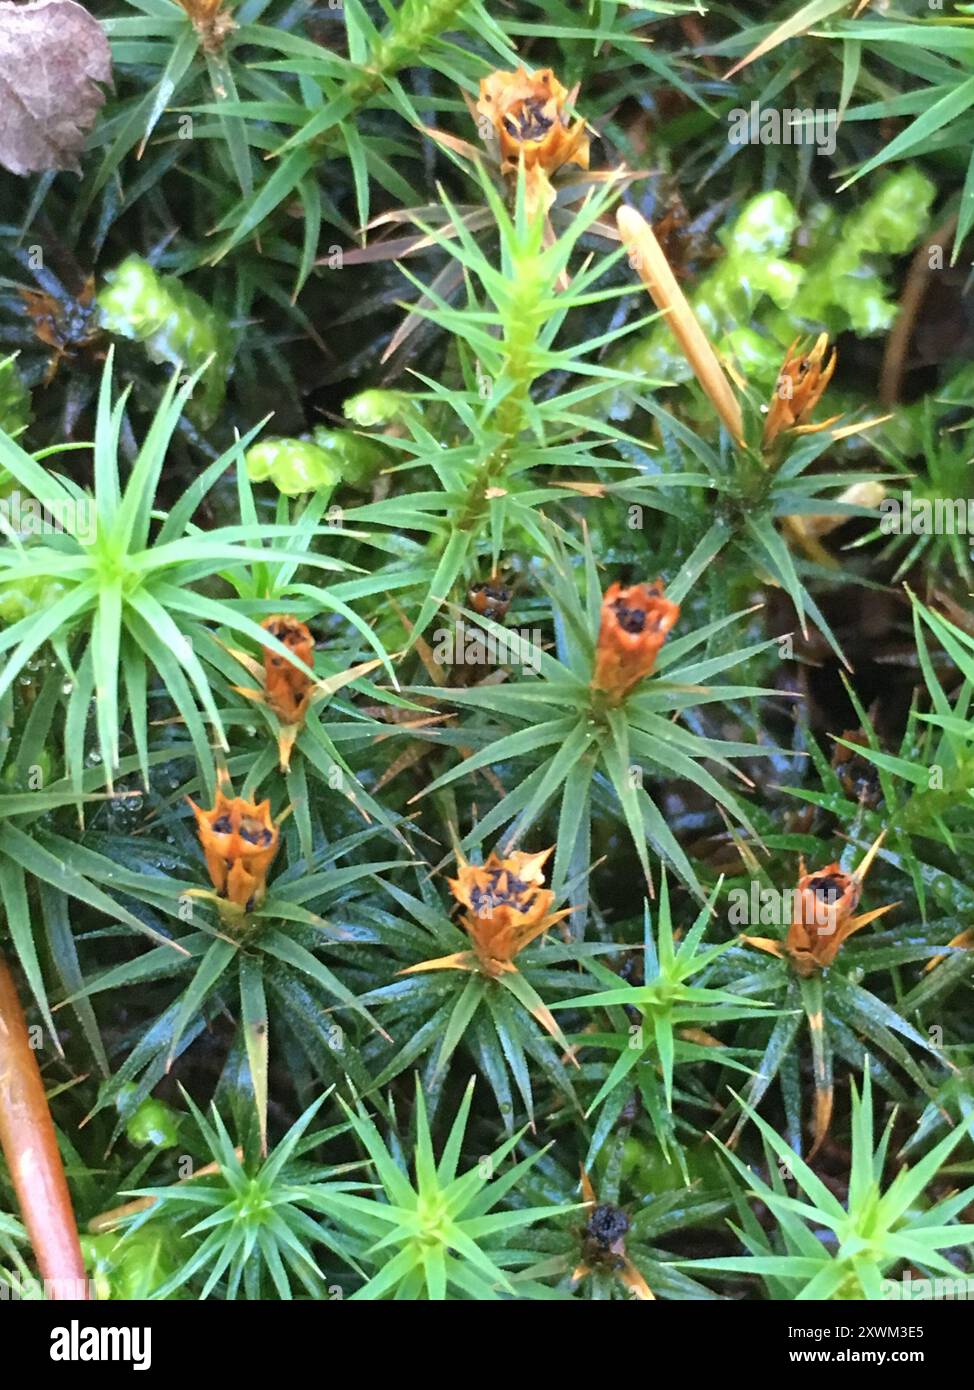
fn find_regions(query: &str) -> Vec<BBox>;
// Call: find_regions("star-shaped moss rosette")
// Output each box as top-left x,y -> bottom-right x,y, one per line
226,614 -> 383,772
741,831 -> 896,979
612,215 -> 888,664
762,332 -> 839,450
590,580 -> 680,706
508,1132 -> 727,1300
475,66 -> 590,218
73,776 -> 397,1153
400,847 -> 573,1045
187,784 -> 281,924
740,831 -> 898,1154
551,877 -> 769,1170
342,64 -> 639,314
687,1064 -> 974,1302
348,848 -> 605,1128
325,1076 -> 575,1300
571,1168 -> 654,1301
408,526 -> 785,901
720,830 -> 949,1157
765,335 -> 891,564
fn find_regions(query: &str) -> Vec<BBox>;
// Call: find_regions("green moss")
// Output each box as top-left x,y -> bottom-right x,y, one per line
97,257 -> 233,428
245,426 -> 388,497
606,167 -> 935,414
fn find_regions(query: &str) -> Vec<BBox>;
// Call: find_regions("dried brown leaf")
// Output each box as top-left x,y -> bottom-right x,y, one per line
0,0 -> 112,176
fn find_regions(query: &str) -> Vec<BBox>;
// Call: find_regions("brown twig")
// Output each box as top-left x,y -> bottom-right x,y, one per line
879,214 -> 959,407
679,14 -> 720,76
0,954 -> 88,1297
88,1152 -> 243,1234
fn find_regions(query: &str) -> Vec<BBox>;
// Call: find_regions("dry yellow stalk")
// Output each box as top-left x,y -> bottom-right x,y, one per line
616,206 -> 744,445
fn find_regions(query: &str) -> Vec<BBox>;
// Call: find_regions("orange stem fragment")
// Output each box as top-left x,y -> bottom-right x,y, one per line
0,953 -> 88,1297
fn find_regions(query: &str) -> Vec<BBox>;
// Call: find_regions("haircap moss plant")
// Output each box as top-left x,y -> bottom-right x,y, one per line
0,0 -> 972,1321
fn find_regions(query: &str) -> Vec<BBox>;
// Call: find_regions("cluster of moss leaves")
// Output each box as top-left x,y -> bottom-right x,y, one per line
0,0 -> 973,1302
